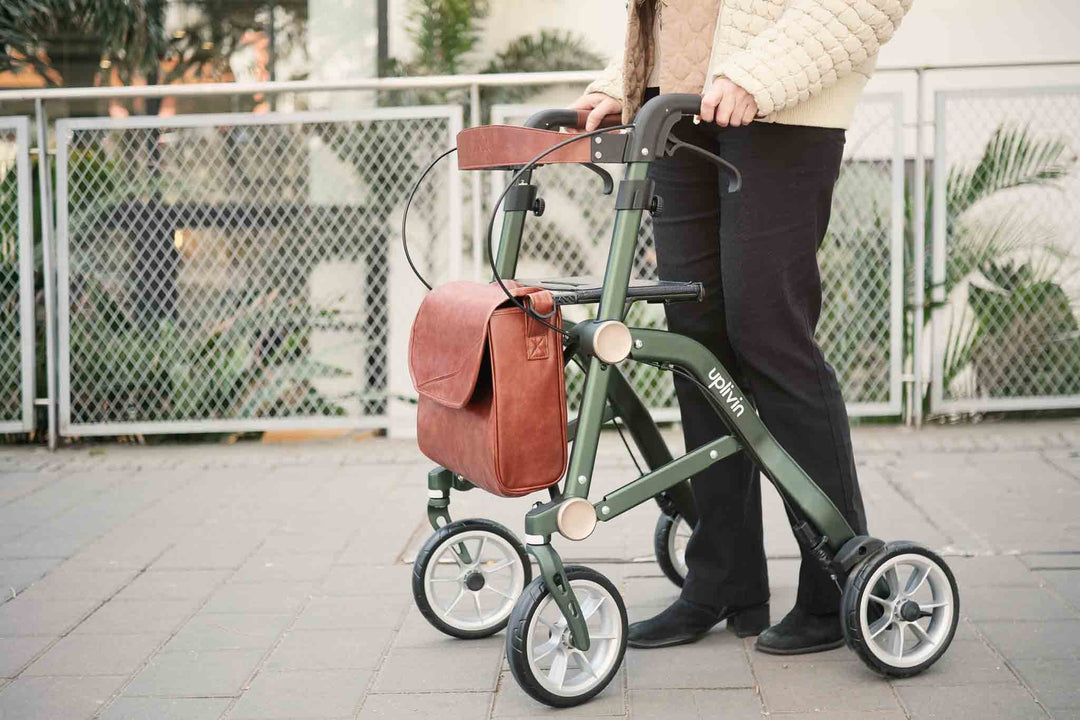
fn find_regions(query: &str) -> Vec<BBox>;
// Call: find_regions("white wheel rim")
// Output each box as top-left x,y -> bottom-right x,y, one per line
667,516 -> 692,579
525,579 -> 622,698
424,530 -> 525,632
858,552 -> 955,669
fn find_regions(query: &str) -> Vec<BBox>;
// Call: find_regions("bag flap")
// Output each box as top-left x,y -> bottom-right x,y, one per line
408,281 -> 556,409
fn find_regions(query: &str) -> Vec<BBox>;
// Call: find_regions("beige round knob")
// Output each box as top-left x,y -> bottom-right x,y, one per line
556,497 -> 598,541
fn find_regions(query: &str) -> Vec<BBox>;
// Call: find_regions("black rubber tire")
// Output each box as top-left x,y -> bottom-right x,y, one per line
654,512 -> 687,588
412,518 -> 531,640
506,565 -> 628,708
842,541 -> 960,678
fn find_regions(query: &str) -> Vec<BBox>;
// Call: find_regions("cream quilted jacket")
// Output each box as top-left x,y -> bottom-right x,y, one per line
587,0 -> 913,129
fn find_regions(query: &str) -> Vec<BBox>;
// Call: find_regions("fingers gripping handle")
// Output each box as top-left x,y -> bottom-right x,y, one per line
525,108 -> 622,131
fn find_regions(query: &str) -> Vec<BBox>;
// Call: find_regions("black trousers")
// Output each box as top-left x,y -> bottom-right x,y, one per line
648,115 -> 868,616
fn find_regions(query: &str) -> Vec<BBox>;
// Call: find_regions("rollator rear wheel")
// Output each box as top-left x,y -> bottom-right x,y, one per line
413,519 -> 530,639
842,541 -> 959,678
506,565 -> 628,708
654,512 -> 692,587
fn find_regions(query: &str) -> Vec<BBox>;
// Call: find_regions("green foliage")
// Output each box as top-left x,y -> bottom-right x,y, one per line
381,0 -> 602,118
922,124 -> 1079,405
0,0 -> 167,86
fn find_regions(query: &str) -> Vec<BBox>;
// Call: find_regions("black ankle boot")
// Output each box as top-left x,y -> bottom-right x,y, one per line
628,599 -> 770,649
755,606 -> 844,655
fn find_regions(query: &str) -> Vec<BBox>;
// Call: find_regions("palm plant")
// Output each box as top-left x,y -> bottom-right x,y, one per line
918,124 -> 1078,406
0,0 -> 167,87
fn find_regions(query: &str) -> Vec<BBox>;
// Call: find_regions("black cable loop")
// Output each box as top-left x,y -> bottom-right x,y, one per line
401,146 -> 458,290
484,124 -> 635,339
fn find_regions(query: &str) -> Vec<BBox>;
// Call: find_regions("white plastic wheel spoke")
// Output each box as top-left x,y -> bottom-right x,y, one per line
548,650 -> 569,689
905,564 -> 931,596
891,623 -> 905,660
451,545 -> 468,569
480,559 -> 514,574
919,601 -> 948,611
867,593 -> 891,607
472,592 -> 484,620
589,633 -> 618,640
869,616 -> 892,639
429,577 -> 461,583
533,636 -> 560,662
582,595 -> 607,620
537,616 -> 559,634
445,588 -> 466,615
884,567 -> 901,597
908,621 -> 937,648
574,649 -> 599,679
473,537 -> 487,564
483,585 -> 515,600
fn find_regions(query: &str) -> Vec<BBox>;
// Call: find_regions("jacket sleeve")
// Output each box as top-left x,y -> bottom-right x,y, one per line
585,54 -> 625,102
718,0 -> 913,116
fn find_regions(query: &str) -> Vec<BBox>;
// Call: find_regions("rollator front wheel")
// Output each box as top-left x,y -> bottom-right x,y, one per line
506,565 -> 628,708
842,541 -> 959,678
654,512 -> 692,587
412,519 -> 530,639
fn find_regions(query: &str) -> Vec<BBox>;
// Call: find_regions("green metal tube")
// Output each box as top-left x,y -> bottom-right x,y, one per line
628,328 -> 856,550
529,542 -> 591,651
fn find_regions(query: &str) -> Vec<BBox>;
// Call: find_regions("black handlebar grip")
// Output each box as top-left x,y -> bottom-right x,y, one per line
628,93 -> 702,160
524,109 -> 581,130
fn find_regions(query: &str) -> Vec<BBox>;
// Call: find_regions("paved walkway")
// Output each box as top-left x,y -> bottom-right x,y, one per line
0,420 -> 1078,719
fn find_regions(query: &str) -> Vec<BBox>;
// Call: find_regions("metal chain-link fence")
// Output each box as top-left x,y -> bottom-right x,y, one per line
931,86 -> 1080,413
55,108 -> 461,435
491,99 -> 903,418
0,117 -> 35,432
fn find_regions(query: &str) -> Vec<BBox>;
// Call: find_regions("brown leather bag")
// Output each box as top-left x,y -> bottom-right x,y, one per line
409,281 -> 568,497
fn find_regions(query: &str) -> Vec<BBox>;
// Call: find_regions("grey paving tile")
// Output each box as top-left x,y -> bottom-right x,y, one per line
0,674 -> 126,720
373,645 -> 502,693
948,555 -> 1044,587
72,599 -> 201,635
630,688 -> 762,720
978,619 -> 1080,660
754,659 -> 900,713
99,697 -> 233,720
319,564 -> 412,597
265,628 -> 393,671
0,558 -> 59,596
229,669 -> 371,719
16,566 -> 137,602
0,597 -> 98,636
962,585 -> 1079,621
231,552 -> 335,584
358,691 -> 492,720
113,569 -> 230,600
625,635 -> 752,689
152,533 -> 265,571
392,606 -> 506,650
23,633 -> 162,677
0,635 -> 55,677
1012,659 -> 1080,712
202,582 -> 314,615
1039,570 -> 1080,609
890,639 -> 1015,686
1021,553 -> 1080,570
896,682 -> 1048,720
163,612 -> 292,653
293,595 -> 405,630
123,649 -> 264,698
492,668 -> 625,717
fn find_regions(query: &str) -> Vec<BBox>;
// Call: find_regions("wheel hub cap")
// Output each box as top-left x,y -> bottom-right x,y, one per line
899,599 -> 921,622
465,571 -> 486,591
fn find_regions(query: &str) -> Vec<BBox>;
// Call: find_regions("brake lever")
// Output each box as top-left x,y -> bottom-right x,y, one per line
581,162 -> 615,195
665,137 -> 743,193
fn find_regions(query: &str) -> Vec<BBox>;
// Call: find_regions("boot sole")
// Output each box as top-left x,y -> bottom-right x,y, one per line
754,637 -> 845,655
627,631 -> 709,649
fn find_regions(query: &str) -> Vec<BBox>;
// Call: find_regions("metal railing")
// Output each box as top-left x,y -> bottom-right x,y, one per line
1,61 -> 1079,446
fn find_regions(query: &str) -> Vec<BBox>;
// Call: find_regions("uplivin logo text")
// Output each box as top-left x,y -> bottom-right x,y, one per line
707,367 -> 746,417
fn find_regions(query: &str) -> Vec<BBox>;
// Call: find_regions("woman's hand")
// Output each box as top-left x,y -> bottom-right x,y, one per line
700,78 -> 758,127
570,92 -> 623,131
